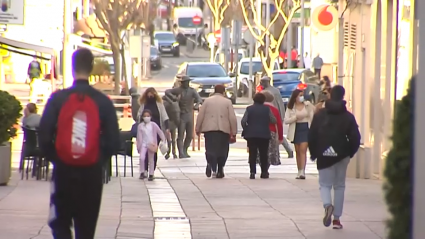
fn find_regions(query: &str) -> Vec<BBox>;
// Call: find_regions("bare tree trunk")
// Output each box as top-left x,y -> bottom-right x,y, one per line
120,45 -> 129,95
111,43 -> 121,95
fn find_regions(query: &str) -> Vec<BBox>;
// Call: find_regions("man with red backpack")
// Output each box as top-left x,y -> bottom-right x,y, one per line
38,48 -> 120,239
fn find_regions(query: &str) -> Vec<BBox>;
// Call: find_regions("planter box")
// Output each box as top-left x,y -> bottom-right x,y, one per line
0,142 -> 11,186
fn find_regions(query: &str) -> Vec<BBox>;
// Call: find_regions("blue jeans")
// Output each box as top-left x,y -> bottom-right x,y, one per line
318,157 -> 350,219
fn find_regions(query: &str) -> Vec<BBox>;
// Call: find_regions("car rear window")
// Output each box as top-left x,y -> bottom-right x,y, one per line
272,72 -> 300,82
187,64 -> 227,77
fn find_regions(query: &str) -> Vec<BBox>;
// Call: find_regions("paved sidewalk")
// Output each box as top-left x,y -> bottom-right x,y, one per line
0,151 -> 387,239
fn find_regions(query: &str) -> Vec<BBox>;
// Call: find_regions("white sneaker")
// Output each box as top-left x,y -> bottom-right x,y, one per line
296,171 -> 302,179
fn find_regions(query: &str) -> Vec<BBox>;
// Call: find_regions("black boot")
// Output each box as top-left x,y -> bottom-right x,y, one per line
250,173 -> 255,179
173,154 -> 178,159
205,164 -> 212,178
260,172 -> 269,179
216,167 -> 225,178
165,153 -> 170,160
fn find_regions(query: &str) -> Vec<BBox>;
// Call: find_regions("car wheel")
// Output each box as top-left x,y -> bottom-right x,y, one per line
173,51 -> 180,57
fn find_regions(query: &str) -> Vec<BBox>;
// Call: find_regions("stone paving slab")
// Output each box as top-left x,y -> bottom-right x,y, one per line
0,152 -> 387,239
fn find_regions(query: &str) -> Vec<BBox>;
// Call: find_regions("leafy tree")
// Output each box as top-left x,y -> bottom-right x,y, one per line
383,77 -> 413,239
240,0 -> 301,76
92,0 -> 148,94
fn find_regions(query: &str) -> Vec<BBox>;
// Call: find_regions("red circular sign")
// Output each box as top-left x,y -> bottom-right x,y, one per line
312,5 -> 338,31
192,15 -> 201,25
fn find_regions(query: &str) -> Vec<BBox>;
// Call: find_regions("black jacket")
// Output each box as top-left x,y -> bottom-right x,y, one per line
38,80 -> 120,167
241,103 -> 276,139
308,100 -> 361,170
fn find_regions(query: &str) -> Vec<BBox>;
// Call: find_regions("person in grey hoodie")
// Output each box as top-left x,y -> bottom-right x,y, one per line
259,76 -> 294,158
22,103 -> 41,130
312,54 -> 324,79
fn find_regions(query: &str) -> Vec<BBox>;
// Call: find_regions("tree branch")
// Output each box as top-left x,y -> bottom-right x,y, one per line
240,0 -> 265,45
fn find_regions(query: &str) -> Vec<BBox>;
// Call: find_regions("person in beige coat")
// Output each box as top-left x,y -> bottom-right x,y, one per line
284,89 -> 315,179
195,85 -> 238,178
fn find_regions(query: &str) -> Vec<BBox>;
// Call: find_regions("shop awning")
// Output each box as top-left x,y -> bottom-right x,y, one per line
0,36 -> 56,59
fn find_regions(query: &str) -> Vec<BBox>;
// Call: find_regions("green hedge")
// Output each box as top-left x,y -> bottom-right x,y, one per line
383,78 -> 413,239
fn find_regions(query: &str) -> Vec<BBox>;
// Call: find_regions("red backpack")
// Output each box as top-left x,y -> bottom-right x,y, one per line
55,92 -> 101,166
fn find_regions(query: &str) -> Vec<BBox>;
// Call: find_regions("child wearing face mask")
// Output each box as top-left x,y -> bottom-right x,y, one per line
136,109 -> 167,181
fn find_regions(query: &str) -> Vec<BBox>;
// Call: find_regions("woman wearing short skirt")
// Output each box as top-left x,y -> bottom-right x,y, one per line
284,89 -> 315,179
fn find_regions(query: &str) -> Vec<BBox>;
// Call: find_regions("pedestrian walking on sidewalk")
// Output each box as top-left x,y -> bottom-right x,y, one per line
315,87 -> 331,113
137,87 -> 170,175
313,53 -> 324,79
241,93 -> 277,179
257,90 -> 283,166
308,85 -> 361,229
38,48 -> 120,239
196,85 -> 237,178
136,109 -> 167,181
259,76 -> 294,158
27,57 -> 44,103
284,89 -> 315,179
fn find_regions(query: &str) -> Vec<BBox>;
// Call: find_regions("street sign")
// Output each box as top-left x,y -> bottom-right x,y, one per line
0,0 -> 24,25
192,15 -> 201,25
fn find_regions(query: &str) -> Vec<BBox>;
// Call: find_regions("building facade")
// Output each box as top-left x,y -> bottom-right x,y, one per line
340,0 -> 415,179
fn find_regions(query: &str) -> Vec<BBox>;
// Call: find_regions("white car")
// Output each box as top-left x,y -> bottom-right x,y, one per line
232,57 -> 280,97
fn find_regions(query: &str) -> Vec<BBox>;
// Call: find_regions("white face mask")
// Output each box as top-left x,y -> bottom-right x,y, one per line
143,116 -> 151,123
298,96 -> 305,103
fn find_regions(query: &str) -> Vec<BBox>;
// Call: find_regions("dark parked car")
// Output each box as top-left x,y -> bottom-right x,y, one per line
150,46 -> 162,70
154,31 -> 180,57
174,62 -> 236,104
256,69 -> 321,107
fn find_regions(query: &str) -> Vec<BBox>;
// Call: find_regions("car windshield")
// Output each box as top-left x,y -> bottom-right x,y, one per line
178,17 -> 203,28
187,64 -> 227,77
155,33 -> 175,41
150,47 -> 158,55
272,72 -> 300,81
240,61 -> 263,74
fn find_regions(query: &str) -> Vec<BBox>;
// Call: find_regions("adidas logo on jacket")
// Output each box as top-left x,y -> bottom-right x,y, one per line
308,100 -> 361,170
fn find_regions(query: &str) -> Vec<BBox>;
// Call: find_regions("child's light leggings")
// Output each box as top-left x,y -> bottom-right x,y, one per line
139,146 -> 155,175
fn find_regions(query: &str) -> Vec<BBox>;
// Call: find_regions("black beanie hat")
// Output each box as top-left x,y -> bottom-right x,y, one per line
331,85 -> 345,101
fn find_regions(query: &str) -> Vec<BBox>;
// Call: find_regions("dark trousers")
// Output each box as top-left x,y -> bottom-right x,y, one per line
204,131 -> 230,172
247,138 -> 269,174
314,68 -> 322,79
145,136 -> 161,171
49,166 -> 103,239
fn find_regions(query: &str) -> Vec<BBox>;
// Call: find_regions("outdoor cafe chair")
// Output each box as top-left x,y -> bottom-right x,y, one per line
21,127 -> 47,180
113,131 -> 134,177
